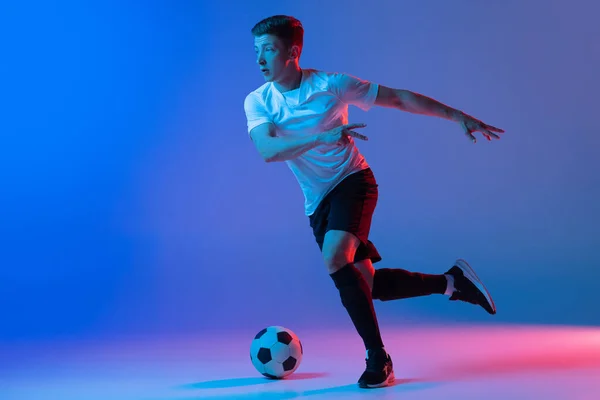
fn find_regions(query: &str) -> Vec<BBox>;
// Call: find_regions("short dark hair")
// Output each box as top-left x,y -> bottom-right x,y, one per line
251,15 -> 304,53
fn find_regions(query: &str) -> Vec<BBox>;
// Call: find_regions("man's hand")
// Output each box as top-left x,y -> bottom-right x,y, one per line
318,123 -> 369,145
458,113 -> 505,144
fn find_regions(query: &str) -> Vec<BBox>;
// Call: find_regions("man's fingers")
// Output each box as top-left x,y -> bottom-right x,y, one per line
464,118 -> 503,143
484,124 -> 504,133
465,130 -> 476,144
486,129 -> 501,140
343,123 -> 367,130
346,130 -> 369,141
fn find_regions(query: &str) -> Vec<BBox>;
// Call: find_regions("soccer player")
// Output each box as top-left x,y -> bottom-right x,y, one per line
244,15 -> 502,388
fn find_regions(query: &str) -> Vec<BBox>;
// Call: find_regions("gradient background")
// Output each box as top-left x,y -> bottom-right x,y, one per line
1,0 -> 598,345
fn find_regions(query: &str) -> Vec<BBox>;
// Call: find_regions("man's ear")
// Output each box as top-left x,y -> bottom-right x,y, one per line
288,45 -> 300,60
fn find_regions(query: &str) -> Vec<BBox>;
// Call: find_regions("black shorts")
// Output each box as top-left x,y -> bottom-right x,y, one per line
308,167 -> 382,264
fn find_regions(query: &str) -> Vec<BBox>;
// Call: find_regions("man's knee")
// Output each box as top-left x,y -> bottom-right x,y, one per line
355,259 -> 375,290
323,251 -> 352,273
322,230 -> 360,274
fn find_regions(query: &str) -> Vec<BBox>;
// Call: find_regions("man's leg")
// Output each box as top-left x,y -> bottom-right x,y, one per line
355,257 -> 496,314
308,168 -> 394,387
355,258 -> 448,300
354,258 -> 375,291
322,230 -> 383,350
323,229 -> 394,388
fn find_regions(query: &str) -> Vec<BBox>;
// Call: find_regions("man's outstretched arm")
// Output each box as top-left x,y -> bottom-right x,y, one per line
374,85 -> 504,143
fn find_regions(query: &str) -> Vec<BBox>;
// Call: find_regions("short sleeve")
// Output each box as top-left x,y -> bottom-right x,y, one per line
244,93 -> 272,134
327,72 -> 379,111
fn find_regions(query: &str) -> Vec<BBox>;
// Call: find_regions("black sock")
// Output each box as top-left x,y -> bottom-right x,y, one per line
330,263 -> 384,351
372,268 -> 447,301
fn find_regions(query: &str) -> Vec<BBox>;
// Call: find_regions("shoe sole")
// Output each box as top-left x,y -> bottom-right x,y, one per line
455,258 -> 496,314
360,370 -> 395,388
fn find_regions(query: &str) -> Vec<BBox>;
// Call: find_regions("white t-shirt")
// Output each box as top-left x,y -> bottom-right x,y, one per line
244,68 -> 379,216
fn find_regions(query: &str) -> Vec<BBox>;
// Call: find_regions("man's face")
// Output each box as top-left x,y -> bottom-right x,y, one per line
253,34 -> 289,82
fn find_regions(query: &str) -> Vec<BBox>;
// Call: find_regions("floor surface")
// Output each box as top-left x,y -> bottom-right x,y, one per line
2,324 -> 600,399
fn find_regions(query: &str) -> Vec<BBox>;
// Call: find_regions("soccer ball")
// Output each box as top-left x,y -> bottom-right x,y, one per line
250,325 -> 303,379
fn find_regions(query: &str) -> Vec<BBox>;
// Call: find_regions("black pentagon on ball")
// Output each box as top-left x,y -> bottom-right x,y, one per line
299,340 -> 303,354
257,347 -> 272,364
277,331 -> 293,345
254,328 -> 268,340
282,356 -> 297,371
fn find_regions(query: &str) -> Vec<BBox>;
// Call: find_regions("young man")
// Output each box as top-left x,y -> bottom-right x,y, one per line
244,15 -> 503,389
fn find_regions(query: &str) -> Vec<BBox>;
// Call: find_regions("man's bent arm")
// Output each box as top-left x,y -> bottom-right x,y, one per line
250,123 -> 321,163
374,85 -> 466,121
261,135 -> 321,162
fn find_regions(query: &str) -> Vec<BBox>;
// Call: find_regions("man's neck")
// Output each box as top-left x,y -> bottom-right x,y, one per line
274,66 -> 302,93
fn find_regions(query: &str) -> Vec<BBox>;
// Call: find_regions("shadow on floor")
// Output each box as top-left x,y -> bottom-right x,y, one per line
174,376 -> 433,399
180,372 -> 329,390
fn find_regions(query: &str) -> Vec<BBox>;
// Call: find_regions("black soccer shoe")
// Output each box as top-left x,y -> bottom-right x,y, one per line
357,348 -> 395,388
446,258 -> 497,315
